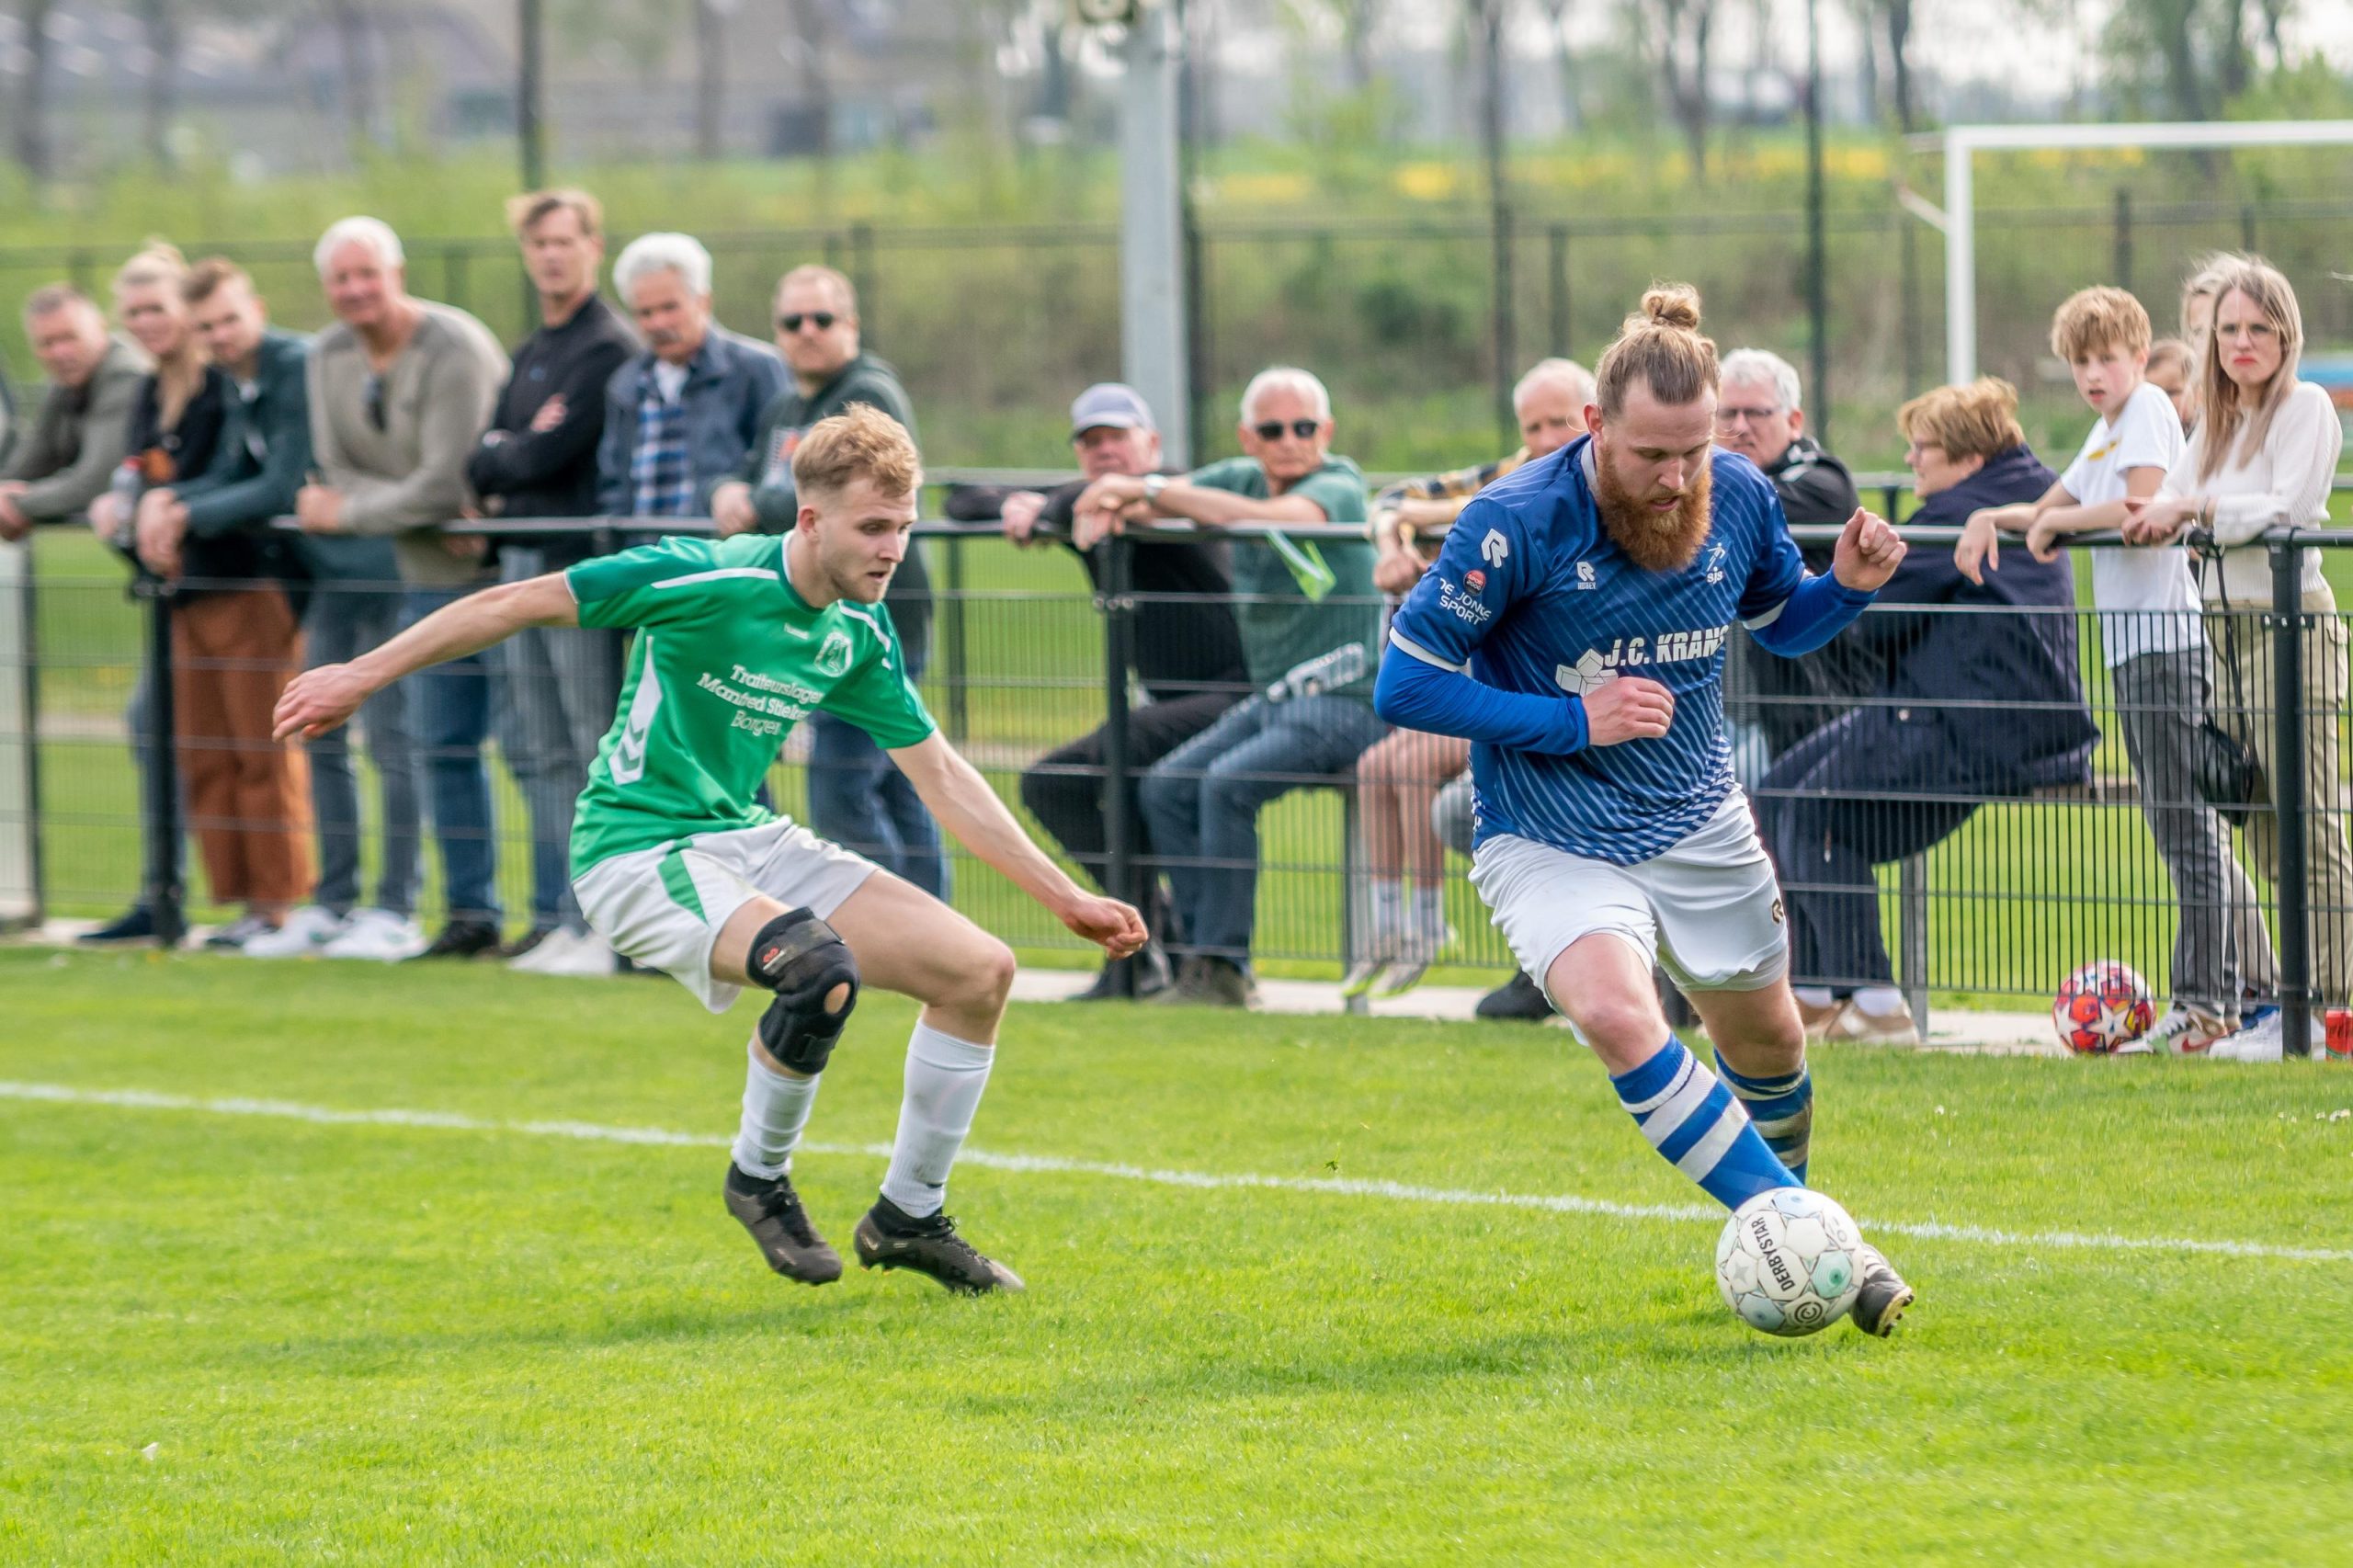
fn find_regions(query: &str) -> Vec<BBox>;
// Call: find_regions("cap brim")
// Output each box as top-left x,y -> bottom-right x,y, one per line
1072,415 -> 1148,437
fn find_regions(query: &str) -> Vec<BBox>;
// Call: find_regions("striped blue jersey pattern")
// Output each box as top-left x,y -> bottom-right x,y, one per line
1386,436 -> 1805,867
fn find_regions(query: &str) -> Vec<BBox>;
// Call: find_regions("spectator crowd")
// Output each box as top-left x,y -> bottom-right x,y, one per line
0,201 -> 2342,1052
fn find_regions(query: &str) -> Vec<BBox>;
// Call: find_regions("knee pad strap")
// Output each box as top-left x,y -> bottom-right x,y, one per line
748,907 -> 858,1075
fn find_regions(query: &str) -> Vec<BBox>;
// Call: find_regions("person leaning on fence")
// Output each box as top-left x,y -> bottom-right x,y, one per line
2145,337 -> 2197,435
709,264 -> 948,901
1711,348 -> 1870,769
1346,357 -> 1593,1007
467,187 -> 642,978
85,246 -> 230,947
1078,366 -> 1386,1010
1956,285 -> 2277,1056
2123,257 -> 2350,1062
276,216 -> 509,963
1760,377 -> 2097,1049
0,286 -> 148,542
942,381 -> 1250,1000
119,259 -> 319,953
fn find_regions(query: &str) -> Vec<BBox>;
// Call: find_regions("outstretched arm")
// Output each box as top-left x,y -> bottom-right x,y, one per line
890,732 -> 1146,958
274,574 -> 579,741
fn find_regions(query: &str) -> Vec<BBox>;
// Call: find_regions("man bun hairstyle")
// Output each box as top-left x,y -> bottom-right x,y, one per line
791,403 -> 922,501
2050,286 -> 2152,362
1595,283 -> 1719,417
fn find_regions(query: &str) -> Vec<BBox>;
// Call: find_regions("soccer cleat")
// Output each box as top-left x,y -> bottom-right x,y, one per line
853,1197 -> 1024,1295
1338,955 -> 1392,999
243,904 -> 347,959
1846,1241 -> 1915,1337
2135,1001 -> 2234,1056
723,1165 -> 843,1285
510,927 -> 620,977
1475,970 -> 1554,1022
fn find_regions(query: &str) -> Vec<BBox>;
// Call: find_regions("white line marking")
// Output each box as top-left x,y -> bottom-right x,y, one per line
6,1080 -> 2349,1266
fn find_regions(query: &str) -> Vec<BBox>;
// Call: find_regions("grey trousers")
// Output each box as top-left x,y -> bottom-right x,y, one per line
492,548 -> 624,932
2111,647 -> 2276,1012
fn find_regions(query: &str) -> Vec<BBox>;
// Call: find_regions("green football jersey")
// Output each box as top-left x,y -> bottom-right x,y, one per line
564,533 -> 937,872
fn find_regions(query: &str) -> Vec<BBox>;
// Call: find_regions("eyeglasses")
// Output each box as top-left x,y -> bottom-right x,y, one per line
1252,418 -> 1321,442
778,312 -> 837,334
362,371 -> 386,432
1714,405 -> 1781,426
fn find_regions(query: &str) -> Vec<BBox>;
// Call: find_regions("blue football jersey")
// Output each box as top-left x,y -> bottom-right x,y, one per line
1386,435 -> 1806,866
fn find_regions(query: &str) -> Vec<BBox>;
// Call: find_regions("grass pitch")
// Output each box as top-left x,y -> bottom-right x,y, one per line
7,949 -> 2353,1564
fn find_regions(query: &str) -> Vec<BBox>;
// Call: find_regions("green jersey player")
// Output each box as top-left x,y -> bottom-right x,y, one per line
276,404 -> 1147,1294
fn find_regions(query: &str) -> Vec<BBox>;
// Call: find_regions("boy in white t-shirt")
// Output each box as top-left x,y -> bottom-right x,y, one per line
1955,286 -> 2274,1052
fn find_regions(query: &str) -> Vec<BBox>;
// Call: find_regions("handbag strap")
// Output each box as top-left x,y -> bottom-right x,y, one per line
2191,541 -> 2254,724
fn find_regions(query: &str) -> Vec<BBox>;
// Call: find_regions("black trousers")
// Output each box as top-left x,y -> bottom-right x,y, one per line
1021,689 -> 1240,902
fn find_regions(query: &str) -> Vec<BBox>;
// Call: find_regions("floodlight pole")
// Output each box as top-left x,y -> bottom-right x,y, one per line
518,0 -> 546,191
1938,119 -> 2353,383
1120,3 -> 1191,467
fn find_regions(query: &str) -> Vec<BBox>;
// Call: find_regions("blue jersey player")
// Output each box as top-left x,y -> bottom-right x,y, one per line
1376,287 -> 1918,1335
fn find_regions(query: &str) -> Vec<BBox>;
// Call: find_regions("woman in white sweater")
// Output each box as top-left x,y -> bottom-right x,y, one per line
2126,257 -> 2347,1057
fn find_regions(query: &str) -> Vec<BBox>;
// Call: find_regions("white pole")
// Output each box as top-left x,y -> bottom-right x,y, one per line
1120,4 -> 1190,466
1944,128 -> 1975,385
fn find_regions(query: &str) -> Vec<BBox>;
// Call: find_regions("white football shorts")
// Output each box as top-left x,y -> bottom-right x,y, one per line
1467,789 -> 1789,1008
573,819 -> 879,1014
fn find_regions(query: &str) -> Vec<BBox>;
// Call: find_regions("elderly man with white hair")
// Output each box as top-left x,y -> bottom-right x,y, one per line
1712,347 -> 1869,763
260,217 -> 507,962
1075,365 -> 1384,1007
594,232 -> 785,525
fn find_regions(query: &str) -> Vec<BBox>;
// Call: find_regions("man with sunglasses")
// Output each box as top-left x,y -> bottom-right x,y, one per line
710,266 -> 947,901
1075,366 -> 1384,1008
294,216 -> 510,962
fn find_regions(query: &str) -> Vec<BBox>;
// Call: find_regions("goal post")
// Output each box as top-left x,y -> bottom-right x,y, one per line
1913,119 -> 2353,384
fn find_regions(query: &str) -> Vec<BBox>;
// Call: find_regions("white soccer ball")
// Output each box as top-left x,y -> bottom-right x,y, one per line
1714,1187 -> 1863,1337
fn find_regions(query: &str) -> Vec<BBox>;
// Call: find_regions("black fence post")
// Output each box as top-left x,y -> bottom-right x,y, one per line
1099,533 -> 1137,997
2112,187 -> 2133,299
2271,538 -> 2313,1057
1547,223 -> 1569,353
848,222 -> 876,327
138,582 -> 185,947
942,533 -> 969,744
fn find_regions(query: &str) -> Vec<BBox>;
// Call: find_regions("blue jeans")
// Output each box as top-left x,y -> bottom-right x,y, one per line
403,587 -> 500,924
303,565 -> 420,915
806,711 -> 949,899
491,549 -> 622,932
1139,692 -> 1388,966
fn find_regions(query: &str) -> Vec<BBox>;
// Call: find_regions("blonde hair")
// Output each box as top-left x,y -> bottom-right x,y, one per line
791,402 -> 922,500
2193,256 -> 2304,486
1897,377 -> 2025,463
2179,252 -> 2245,341
2050,286 -> 2151,361
506,187 -> 605,240
112,240 -> 188,302
2145,337 -> 2195,383
1595,284 -> 1718,417
778,263 -> 858,314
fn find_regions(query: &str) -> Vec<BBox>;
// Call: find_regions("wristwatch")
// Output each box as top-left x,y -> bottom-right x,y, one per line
1142,473 -> 1169,506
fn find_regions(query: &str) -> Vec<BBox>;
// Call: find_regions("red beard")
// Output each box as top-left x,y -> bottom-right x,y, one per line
1593,440 -> 1714,574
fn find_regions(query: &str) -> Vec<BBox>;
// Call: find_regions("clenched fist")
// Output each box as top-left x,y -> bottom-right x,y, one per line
1581,675 -> 1675,746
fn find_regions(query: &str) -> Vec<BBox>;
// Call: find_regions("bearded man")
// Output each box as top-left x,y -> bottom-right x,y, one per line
1374,286 -> 1922,1339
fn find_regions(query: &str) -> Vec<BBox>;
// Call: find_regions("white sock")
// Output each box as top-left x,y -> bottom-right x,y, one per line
1407,882 -> 1448,949
1368,880 -> 1404,947
879,1022 -> 995,1218
1854,985 -> 1906,1015
1792,985 -> 1836,1008
731,1040 -> 822,1179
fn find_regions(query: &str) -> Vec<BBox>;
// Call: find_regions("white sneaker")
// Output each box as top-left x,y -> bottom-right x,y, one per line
241,904 -> 347,959
2211,1006 -> 2321,1062
320,907 -> 428,962
2132,1001 -> 2234,1057
1822,997 -> 1921,1048
510,927 -> 618,977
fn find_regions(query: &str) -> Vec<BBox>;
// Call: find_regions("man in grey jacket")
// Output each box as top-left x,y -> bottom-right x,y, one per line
286,216 -> 509,962
0,286 -> 150,540
595,233 -> 785,526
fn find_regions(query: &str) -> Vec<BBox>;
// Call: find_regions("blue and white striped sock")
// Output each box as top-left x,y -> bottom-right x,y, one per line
1610,1039 -> 1801,1212
1714,1054 -> 1813,1184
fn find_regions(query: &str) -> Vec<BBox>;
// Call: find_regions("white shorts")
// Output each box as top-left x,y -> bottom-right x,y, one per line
1468,790 -> 1789,1007
573,819 -> 879,1014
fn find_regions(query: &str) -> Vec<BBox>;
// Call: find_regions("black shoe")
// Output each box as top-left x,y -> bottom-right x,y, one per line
1066,941 -> 1173,1002
852,1196 -> 1024,1294
1475,970 -> 1554,1021
1847,1242 -> 1915,1338
723,1164 -> 843,1285
500,924 -> 561,961
78,903 -> 160,946
408,918 -> 504,961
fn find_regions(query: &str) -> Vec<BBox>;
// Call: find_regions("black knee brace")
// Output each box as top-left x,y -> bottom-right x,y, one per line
748,906 -> 859,1075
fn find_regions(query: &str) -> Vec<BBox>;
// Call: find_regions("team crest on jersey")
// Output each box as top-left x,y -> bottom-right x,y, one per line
1702,543 -> 1728,584
1553,626 -> 1732,695
1574,561 -> 1598,590
815,629 -> 854,677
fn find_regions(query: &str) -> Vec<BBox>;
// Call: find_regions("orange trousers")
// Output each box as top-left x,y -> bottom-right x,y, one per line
170,588 -> 313,906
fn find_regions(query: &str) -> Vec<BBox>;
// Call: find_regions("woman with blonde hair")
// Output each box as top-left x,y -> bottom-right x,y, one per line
2126,257 -> 2349,1059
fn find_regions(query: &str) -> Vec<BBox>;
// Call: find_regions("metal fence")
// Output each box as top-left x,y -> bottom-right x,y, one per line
7,506 -> 2353,1056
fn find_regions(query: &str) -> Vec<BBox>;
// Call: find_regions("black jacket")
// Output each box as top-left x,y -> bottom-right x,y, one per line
1859,444 -> 2097,793
1743,433 -> 1874,755
945,476 -> 1248,701
170,330 -> 313,595
468,293 -> 640,564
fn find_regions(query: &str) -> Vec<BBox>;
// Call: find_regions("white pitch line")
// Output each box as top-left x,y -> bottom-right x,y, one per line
6,1080 -> 2350,1266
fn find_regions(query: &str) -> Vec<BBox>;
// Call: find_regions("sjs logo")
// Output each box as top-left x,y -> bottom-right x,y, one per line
1703,543 -> 1727,584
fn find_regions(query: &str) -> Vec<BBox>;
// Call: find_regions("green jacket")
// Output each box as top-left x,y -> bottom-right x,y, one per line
175,329 -> 313,540
0,337 -> 151,522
